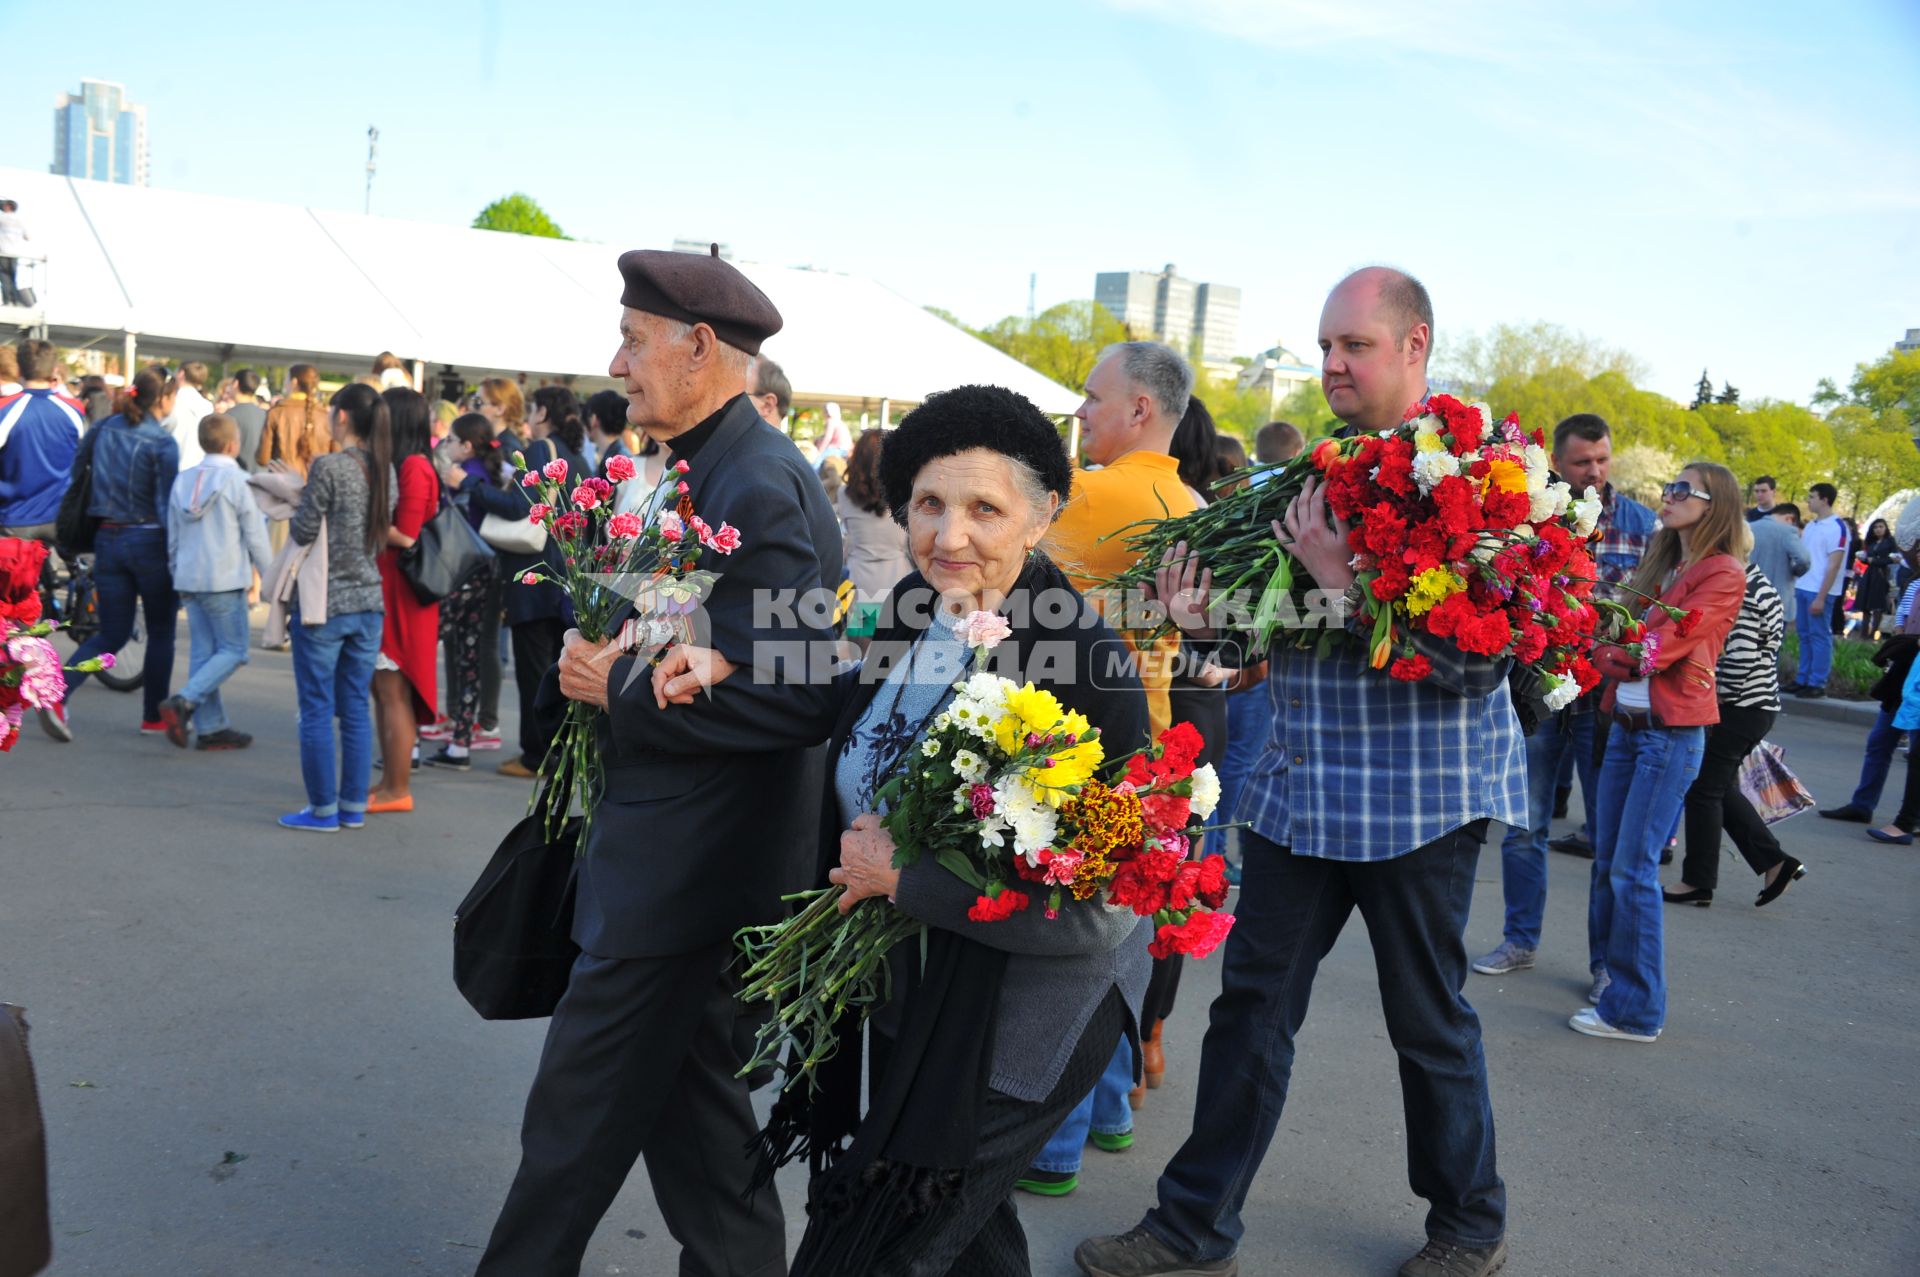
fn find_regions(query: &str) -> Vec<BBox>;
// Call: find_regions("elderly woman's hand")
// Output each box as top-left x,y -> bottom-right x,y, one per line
828,813 -> 901,914
651,644 -> 740,707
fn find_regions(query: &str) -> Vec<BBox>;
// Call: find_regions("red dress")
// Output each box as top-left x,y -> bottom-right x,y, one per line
379,453 -> 441,721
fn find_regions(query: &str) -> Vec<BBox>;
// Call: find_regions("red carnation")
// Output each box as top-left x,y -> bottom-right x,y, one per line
1389,653 -> 1433,681
1148,910 -> 1237,960
967,889 -> 1031,923
1194,855 -> 1232,909
1455,611 -> 1514,657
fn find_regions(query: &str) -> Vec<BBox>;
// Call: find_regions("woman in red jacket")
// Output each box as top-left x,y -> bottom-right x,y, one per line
369,387 -> 440,813
1579,461 -> 1747,1043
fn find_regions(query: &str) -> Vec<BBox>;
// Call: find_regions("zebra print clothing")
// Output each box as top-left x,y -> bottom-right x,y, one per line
1717,561 -> 1784,710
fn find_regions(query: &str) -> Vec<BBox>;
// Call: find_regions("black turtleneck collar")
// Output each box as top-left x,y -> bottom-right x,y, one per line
664,394 -> 743,463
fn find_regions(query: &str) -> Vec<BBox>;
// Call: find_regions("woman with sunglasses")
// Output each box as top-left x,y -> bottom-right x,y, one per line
1578,462 -> 1748,1043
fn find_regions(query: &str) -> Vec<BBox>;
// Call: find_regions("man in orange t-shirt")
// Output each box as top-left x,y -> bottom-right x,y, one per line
1047,340 -> 1198,736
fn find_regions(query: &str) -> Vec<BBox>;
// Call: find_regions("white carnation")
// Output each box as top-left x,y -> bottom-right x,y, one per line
1189,764 -> 1222,820
1411,449 -> 1460,494
1570,486 -> 1603,538
1542,671 -> 1580,711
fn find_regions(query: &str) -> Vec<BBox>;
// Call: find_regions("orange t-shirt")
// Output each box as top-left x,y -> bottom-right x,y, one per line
1044,450 -> 1198,737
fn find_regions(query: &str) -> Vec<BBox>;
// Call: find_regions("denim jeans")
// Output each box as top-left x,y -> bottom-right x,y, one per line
1144,825 -> 1505,1260
1795,589 -> 1835,687
290,608 -> 381,817
1848,707 -> 1905,814
1032,1038 -> 1135,1174
67,525 -> 178,722
179,589 -> 251,734
1217,684 -> 1274,850
1587,722 -> 1705,1036
1496,712 -> 1573,950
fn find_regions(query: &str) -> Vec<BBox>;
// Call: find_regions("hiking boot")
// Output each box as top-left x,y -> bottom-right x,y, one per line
1398,1238 -> 1508,1277
1470,941 -> 1535,976
1074,1226 -> 1238,1276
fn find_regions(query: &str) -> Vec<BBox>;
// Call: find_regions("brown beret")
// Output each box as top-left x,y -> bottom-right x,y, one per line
616,244 -> 784,355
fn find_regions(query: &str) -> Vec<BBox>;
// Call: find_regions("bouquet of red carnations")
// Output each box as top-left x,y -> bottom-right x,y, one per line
1,538 -> 113,753
734,612 -> 1234,1093
509,451 -> 740,842
1107,395 -> 1681,709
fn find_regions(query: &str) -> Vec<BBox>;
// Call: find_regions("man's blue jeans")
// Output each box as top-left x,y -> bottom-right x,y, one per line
1587,722 -> 1705,1036
1217,684 -> 1274,848
1496,712 -> 1592,950
179,589 -> 251,734
1032,1038 -> 1135,1174
1849,707 -> 1906,814
1795,589 -> 1836,687
67,525 -> 178,723
290,609 -> 381,818
1143,825 -> 1505,1261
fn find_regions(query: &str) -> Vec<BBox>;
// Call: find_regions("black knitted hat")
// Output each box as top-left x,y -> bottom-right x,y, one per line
880,384 -> 1072,521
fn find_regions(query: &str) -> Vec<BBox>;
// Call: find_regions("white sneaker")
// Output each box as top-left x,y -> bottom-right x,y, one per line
38,703 -> 73,742
471,726 -> 503,750
1569,1006 -> 1659,1042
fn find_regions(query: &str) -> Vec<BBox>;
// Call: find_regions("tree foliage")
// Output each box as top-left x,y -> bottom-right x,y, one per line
972,300 -> 1129,397
1439,321 -> 1647,398
472,193 -> 570,240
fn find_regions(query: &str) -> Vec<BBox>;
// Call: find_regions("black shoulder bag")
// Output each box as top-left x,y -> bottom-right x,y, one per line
400,485 -> 494,604
54,430 -> 100,554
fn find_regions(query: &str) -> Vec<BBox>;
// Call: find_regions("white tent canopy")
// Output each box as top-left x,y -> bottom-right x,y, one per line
0,166 -> 1079,414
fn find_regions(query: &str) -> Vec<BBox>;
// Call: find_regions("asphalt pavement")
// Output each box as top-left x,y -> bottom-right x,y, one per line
2,637 -> 1916,1277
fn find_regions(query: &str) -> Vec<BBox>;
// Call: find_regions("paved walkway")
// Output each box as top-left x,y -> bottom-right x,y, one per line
3,646 -> 1914,1275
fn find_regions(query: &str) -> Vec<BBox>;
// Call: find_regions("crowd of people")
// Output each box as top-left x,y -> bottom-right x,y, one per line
0,247 -> 1903,1277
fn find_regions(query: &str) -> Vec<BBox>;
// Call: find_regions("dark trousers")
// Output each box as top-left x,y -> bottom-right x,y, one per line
1848,707 -> 1905,814
479,574 -> 504,731
439,566 -> 492,747
477,942 -> 785,1277
1144,825 -> 1505,1261
0,257 -> 18,305
865,989 -> 1125,1277
66,525 -> 178,722
510,616 -> 566,769
1681,703 -> 1788,890
1892,747 -> 1920,833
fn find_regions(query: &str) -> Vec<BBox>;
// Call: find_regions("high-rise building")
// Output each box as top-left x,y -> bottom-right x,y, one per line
52,80 -> 148,186
1094,264 -> 1240,365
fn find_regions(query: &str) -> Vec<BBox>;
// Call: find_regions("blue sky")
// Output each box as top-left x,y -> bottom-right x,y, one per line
3,0 -> 1916,404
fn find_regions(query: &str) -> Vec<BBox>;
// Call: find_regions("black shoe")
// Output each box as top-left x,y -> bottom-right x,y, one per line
1074,1226 -> 1238,1277
423,746 -> 471,771
1799,687 -> 1827,699
1756,858 -> 1807,907
1552,786 -> 1571,819
195,728 -> 253,750
1818,805 -> 1872,823
1662,886 -> 1713,906
159,695 -> 195,749
1548,833 -> 1594,859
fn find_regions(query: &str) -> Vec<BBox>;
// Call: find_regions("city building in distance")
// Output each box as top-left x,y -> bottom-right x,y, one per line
1897,328 -> 1919,354
1237,342 -> 1319,416
53,80 -> 148,186
1095,264 -> 1241,372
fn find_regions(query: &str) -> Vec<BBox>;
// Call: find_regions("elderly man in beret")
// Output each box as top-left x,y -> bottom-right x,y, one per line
477,247 -> 843,1277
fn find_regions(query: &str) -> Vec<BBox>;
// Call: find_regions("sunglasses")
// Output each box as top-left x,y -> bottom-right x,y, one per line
1662,480 -> 1712,503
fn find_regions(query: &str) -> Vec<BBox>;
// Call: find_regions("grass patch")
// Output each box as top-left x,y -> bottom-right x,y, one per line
1778,632 -> 1880,699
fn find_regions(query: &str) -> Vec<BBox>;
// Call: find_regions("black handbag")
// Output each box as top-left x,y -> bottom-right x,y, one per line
54,432 -> 98,554
453,796 -> 582,1020
0,1004 -> 51,1277
400,492 -> 493,605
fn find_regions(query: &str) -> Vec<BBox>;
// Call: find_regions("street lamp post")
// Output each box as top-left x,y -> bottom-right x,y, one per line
365,126 -> 379,215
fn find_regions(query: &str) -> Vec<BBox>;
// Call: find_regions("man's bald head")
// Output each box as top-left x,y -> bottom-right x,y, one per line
1335,266 -> 1432,365
1319,266 -> 1434,432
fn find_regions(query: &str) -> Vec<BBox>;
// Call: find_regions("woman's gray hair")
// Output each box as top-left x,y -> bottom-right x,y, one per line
1099,340 -> 1194,423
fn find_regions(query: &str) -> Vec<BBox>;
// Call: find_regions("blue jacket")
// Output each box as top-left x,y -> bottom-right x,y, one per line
0,389 -> 85,527
79,412 -> 179,526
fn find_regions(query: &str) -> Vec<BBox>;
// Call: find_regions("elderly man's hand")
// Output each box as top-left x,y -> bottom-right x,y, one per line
557,628 -> 624,710
828,813 -> 901,915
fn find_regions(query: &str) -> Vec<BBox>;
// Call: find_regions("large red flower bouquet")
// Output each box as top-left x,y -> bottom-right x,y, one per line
1,538 -> 113,753
1109,395 -> 1678,709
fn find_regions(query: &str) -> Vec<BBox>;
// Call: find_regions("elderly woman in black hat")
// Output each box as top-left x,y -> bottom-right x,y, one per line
654,384 -> 1154,1276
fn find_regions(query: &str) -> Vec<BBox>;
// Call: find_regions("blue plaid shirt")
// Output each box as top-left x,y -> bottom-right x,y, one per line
1233,638 -> 1529,862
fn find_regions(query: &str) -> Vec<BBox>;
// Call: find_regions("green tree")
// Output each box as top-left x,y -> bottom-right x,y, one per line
1829,403 -> 1920,514
1439,321 -> 1647,398
472,193 -> 570,239
1691,370 -> 1714,410
923,306 -> 965,327
1847,347 -> 1920,417
973,300 -> 1128,395
1716,380 -> 1740,406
